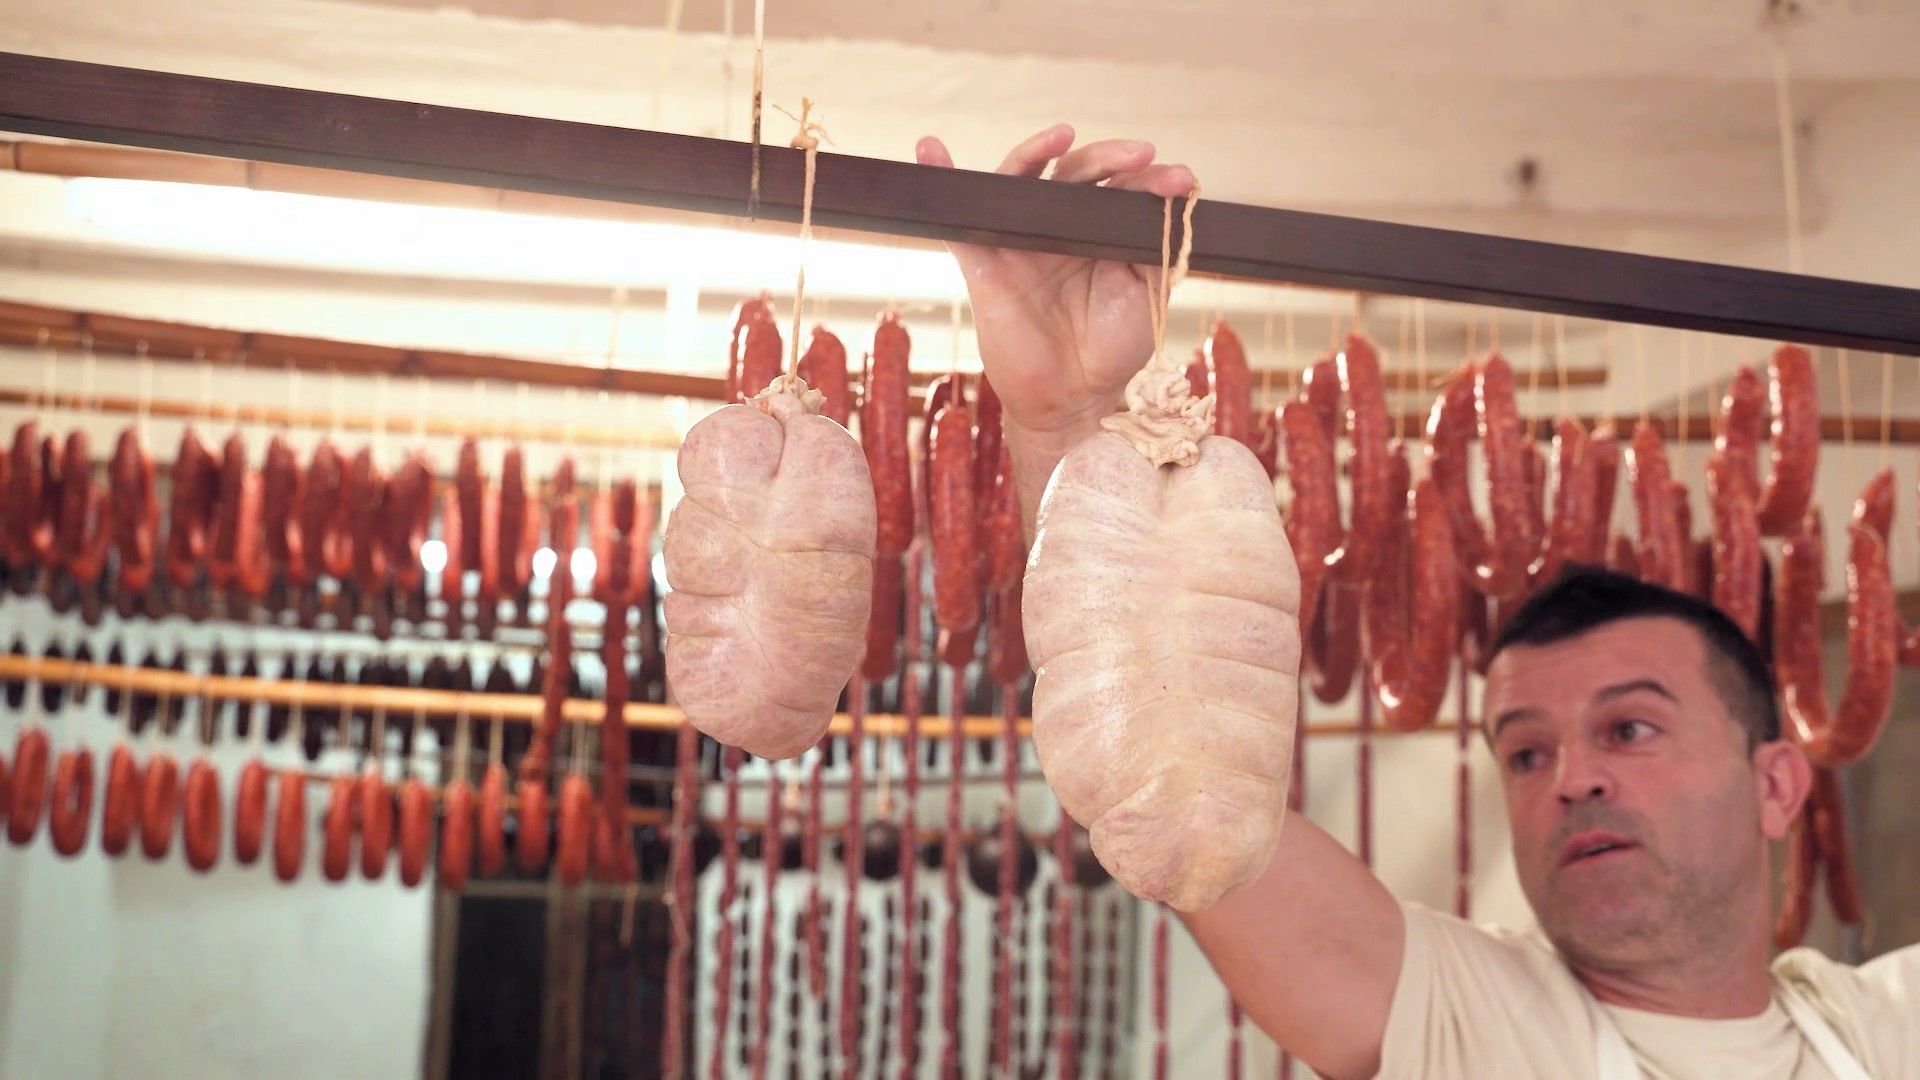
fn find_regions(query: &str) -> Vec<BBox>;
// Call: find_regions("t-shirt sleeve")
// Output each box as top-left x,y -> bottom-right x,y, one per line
1378,903 -> 1596,1080
1779,942 -> 1920,1077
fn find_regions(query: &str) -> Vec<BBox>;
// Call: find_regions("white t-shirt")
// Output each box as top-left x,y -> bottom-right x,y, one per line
1379,903 -> 1920,1079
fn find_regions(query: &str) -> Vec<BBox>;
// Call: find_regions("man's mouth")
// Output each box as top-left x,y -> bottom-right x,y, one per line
1561,832 -> 1637,867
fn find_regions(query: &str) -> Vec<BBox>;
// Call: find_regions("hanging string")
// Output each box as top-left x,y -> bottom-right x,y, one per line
1881,353 -> 1895,471
1769,24 -> 1806,274
781,98 -> 827,380
1527,313 -> 1544,401
1603,323 -> 1619,420
1146,191 -> 1200,366
1553,316 -> 1571,420
746,0 -> 767,220
719,0 -> 736,139
1676,336 -> 1690,473
1395,304 -> 1412,440
1260,302 -> 1276,409
1837,349 -> 1854,449
1632,327 -> 1649,428
1464,319 -> 1478,360
1414,299 -> 1429,401
1487,312 -> 1500,354
1283,306 -> 1298,396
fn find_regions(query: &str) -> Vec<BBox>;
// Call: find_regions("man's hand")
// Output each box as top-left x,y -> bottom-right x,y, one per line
917,124 -> 1196,533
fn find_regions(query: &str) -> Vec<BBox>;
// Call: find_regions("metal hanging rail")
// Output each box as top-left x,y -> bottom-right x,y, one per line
2,52 -> 1917,354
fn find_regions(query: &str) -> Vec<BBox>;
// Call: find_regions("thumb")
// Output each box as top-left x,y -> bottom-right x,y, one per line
915,135 -> 996,275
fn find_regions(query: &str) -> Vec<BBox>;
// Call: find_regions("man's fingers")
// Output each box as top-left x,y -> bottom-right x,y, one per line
996,123 -> 1076,178
1105,163 -> 1199,199
915,136 -> 956,170
1049,139 -> 1157,185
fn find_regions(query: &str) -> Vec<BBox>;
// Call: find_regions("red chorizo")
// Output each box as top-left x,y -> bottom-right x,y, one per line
862,311 -> 914,557
1251,407 -> 1280,480
233,759 -> 269,866
1609,533 -> 1640,579
209,433 -> 248,589
398,777 -> 432,888
439,485 -> 466,633
524,458 -> 577,780
863,554 -> 906,680
1626,423 -> 1686,592
6,727 -> 48,846
321,774 -> 355,882
47,746 -> 92,857
1584,425 -> 1620,564
1364,449 -> 1461,731
1756,345 -> 1818,536
347,447 -> 388,598
556,772 -> 592,886
797,326 -> 852,428
987,577 -> 1029,686
1705,452 -> 1764,641
725,292 -> 779,401
1530,419 -> 1595,585
100,743 -> 139,857
1324,335 -> 1393,583
1184,347 -> 1211,400
138,752 -> 180,860
973,376 -> 1004,510
166,429 -> 217,589
0,748 -> 9,830
1425,358 -> 1533,597
478,761 -> 508,876
439,777 -> 476,890
273,767 -> 306,883
1307,581 -> 1361,705
1772,803 -> 1817,951
4,421 -> 43,567
359,768 -> 392,880
456,437 -> 486,571
301,441 -> 350,582
1809,768 -> 1862,925
981,441 -> 1024,595
183,759 -> 222,872
1278,400 -> 1339,633
929,400 -> 981,636
1206,321 -> 1253,447
385,452 -> 433,593
1713,366 -> 1764,507
1670,480 -> 1704,597
497,446 -> 529,597
59,430 -> 112,587
1777,509 -> 1896,767
516,776 -> 550,871
261,434 -> 303,581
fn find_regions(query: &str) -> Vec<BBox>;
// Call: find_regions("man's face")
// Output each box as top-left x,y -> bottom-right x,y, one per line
1484,617 -> 1771,969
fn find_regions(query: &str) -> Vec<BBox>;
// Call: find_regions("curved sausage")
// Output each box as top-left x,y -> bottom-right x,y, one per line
321,774 -> 355,882
556,772 -> 592,886
398,777 -> 432,888
182,759 -> 222,872
1756,345 -> 1818,537
1306,582 -> 1360,705
300,441 -> 350,582
863,554 -> 906,681
60,430 -> 113,587
5,727 -> 48,846
515,777 -> 550,871
796,326 -> 852,428
439,777 -> 475,890
1278,400 -> 1339,634
385,452 -> 433,594
138,752 -> 180,860
347,447 -> 389,599
209,433 -> 248,589
987,577 -> 1030,686
1776,508 -> 1896,767
233,759 -> 269,866
1705,452 -> 1764,641
478,762 -> 508,876
1713,366 -> 1764,507
1323,335 -> 1393,583
1626,423 -> 1686,592
523,459 -> 578,781
929,400 -> 981,636
47,745 -> 93,857
166,429 -> 218,590
107,430 -> 159,604
1364,451 -> 1461,731
732,295 -> 783,403
272,767 -> 307,883
100,743 -> 139,857
359,768 -> 392,880
1670,481 -> 1705,598
262,434 -> 304,582
862,311 -> 914,557
1583,426 -> 1621,564
1250,407 -> 1280,480
1772,802 -> 1817,951
1206,321 -> 1253,447
1425,357 -> 1534,597
1809,768 -> 1862,925
1530,419 -> 1596,586
4,421 -> 44,568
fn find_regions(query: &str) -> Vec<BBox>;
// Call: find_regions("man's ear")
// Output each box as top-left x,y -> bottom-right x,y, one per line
1752,740 -> 1814,841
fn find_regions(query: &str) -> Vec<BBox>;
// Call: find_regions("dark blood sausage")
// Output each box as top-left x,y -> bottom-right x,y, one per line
1425,355 -> 1536,598
398,777 -> 432,888
321,774 -> 355,883
1755,345 -> 1818,537
1206,320 -> 1253,447
183,759 -> 222,873
273,767 -> 307,883
1776,506 -> 1896,768
233,759 -> 269,866
1363,447 -> 1460,732
796,326 -> 853,427
100,743 -> 139,857
1323,335 -> 1394,584
47,746 -> 93,857
861,311 -> 915,558
139,752 -> 181,860
478,762 -> 508,876
1627,422 -> 1686,593
556,772 -> 592,886
439,777 -> 476,890
7,727 -> 50,845
928,400 -> 981,637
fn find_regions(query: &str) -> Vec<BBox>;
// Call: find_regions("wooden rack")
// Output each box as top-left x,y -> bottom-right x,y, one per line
0,652 -> 1446,740
1,52 -> 1917,354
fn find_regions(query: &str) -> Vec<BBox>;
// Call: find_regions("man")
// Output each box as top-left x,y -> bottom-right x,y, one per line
918,125 -> 1919,1078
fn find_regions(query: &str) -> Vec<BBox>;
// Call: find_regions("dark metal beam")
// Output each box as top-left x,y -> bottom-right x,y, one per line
3,51 -> 1918,354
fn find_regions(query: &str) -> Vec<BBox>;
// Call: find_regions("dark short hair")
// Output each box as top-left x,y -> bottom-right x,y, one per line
1489,565 -> 1779,751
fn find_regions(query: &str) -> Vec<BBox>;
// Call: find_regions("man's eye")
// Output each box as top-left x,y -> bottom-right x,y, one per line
1507,747 -> 1543,774
1612,719 -> 1656,744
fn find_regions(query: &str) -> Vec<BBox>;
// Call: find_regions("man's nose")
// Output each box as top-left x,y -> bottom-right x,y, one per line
1553,742 -> 1614,805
